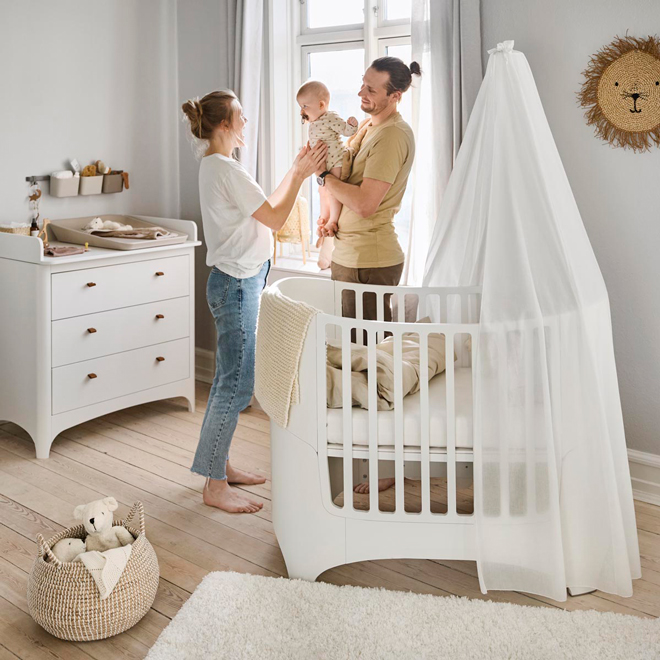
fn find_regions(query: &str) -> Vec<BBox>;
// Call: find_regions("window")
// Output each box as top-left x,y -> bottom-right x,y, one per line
268,1 -> 413,264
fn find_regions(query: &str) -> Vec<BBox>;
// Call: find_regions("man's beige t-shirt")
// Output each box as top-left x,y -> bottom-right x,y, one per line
332,112 -> 415,269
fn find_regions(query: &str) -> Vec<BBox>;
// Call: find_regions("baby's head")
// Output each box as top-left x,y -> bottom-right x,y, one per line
297,80 -> 330,123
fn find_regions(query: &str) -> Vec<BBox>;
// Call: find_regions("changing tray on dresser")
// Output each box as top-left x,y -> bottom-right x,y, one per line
0,214 -> 201,458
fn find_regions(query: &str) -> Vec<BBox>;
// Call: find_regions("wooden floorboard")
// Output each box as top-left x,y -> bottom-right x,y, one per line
0,381 -> 658,658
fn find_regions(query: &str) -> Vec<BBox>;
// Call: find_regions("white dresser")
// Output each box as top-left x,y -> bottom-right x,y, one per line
0,215 -> 201,458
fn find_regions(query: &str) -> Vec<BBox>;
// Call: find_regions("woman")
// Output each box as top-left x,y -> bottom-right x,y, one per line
182,90 -> 327,514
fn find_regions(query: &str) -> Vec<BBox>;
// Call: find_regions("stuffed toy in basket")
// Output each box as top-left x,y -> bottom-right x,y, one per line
27,501 -> 159,641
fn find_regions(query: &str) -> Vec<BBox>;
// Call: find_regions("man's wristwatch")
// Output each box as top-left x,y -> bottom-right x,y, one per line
316,171 -> 330,187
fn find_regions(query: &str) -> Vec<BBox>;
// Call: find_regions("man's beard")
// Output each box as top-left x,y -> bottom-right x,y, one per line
361,98 -> 387,116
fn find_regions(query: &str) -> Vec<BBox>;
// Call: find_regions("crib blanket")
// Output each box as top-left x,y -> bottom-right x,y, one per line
326,327 -> 450,411
255,286 -> 318,428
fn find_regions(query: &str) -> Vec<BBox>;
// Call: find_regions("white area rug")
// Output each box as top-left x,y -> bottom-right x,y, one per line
147,572 -> 660,660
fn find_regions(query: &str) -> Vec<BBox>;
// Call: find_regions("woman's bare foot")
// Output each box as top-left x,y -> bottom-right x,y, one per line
226,462 -> 266,486
353,477 -> 395,494
203,478 -> 263,513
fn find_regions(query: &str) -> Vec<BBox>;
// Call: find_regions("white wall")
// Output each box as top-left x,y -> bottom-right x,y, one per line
176,0 -> 235,353
482,0 -> 660,456
0,1 -> 179,223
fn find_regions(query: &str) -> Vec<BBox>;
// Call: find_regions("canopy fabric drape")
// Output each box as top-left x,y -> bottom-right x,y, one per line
404,0 -> 482,285
423,42 -> 640,600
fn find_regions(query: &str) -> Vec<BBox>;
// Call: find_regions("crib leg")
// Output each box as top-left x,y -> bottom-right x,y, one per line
567,586 -> 597,597
271,427 -> 346,582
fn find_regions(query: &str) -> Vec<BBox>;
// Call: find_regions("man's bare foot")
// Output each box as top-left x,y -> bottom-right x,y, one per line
353,477 -> 395,494
226,462 -> 266,486
203,478 -> 264,513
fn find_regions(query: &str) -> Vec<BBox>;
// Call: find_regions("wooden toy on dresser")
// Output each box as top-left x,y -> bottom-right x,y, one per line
0,215 -> 200,458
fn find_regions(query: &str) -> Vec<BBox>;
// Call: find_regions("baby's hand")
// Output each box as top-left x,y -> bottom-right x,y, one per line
347,116 -> 358,127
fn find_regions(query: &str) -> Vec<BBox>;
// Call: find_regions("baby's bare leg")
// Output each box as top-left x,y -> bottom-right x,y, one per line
318,185 -> 330,225
325,166 -> 343,234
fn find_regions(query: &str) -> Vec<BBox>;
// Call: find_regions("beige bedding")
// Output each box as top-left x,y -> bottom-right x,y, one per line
326,321 -> 452,411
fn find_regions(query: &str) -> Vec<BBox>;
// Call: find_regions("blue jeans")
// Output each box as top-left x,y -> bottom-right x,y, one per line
191,261 -> 270,480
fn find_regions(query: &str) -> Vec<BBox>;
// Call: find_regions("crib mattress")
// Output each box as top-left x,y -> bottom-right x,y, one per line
326,367 -> 474,449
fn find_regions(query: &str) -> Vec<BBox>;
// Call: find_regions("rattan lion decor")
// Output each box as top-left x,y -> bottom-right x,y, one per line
578,35 -> 660,152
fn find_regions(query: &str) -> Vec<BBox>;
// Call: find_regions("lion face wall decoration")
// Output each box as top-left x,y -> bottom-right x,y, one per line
578,35 -> 660,152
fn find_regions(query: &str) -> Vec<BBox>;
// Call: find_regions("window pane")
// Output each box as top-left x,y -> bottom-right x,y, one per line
307,0 -> 364,30
385,0 -> 411,21
386,42 -> 412,256
305,47 -> 366,230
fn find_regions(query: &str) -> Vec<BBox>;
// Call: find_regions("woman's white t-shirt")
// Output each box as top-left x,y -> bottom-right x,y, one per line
199,153 -> 272,279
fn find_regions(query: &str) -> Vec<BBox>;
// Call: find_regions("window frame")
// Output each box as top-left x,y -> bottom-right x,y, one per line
267,0 -> 411,263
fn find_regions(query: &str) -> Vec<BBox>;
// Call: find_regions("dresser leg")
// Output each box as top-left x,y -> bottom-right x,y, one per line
34,433 -> 55,460
186,396 -> 196,414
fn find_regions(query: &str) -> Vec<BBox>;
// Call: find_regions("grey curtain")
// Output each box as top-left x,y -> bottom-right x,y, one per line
224,0 -> 264,179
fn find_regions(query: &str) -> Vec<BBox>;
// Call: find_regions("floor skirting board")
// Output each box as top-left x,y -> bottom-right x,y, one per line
629,448 -> 660,506
195,347 -> 215,385
194,346 -> 660,505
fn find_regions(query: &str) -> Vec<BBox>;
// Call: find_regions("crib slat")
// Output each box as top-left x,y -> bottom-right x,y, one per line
498,331 -> 510,518
367,328 -> 379,513
396,292 -> 405,322
355,290 -> 364,346
341,324 -> 353,511
524,324 -> 536,516
318,317 -> 328,461
393,330 -> 405,514
419,331 -> 431,515
547,318 -> 562,516
376,293 -> 385,343
440,294 -> 448,324
445,331 -> 457,516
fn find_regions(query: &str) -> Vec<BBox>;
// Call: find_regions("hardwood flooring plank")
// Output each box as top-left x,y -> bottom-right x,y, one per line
2,382 -> 659,660
0,458 -> 284,580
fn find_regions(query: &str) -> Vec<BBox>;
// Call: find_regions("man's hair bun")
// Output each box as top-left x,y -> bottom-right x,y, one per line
410,61 -> 422,76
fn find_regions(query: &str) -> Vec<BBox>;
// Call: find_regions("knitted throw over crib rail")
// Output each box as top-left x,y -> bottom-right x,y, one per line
255,287 -> 318,428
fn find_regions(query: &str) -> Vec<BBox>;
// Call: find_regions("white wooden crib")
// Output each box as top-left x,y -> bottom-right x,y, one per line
269,277 -> 482,581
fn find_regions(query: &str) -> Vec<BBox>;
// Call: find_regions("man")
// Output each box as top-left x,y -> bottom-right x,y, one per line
316,56 -> 421,493
317,56 -> 420,323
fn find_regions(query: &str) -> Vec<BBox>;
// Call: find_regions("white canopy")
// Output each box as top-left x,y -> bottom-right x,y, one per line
423,41 -> 640,600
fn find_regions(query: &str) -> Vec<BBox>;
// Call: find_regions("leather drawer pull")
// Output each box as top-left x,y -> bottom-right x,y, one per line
87,373 -> 97,379
86,282 -> 96,287
87,328 -> 97,334
156,356 -> 165,362
155,271 -> 165,276
155,314 -> 165,319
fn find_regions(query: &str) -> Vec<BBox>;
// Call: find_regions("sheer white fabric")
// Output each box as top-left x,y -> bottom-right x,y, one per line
404,0 -> 482,285
423,42 -> 641,600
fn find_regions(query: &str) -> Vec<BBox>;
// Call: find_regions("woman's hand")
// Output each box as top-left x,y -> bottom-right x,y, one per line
293,142 -> 327,181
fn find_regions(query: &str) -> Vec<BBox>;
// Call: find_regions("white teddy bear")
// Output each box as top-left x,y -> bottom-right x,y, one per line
51,537 -> 86,563
74,497 -> 134,552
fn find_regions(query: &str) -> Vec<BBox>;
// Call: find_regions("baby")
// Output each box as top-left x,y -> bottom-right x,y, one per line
297,81 -> 358,266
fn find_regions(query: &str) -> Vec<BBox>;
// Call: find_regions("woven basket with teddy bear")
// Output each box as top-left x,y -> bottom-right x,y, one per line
27,498 -> 159,641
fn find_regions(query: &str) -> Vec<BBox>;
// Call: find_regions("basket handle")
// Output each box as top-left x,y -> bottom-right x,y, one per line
123,501 -> 146,536
37,533 -> 62,567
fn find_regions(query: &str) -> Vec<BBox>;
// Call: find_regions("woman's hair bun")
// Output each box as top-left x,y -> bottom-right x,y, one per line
410,61 -> 422,76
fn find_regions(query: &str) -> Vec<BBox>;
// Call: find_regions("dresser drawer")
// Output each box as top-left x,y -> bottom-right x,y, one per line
51,255 -> 189,320
52,338 -> 189,414
52,297 -> 190,367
